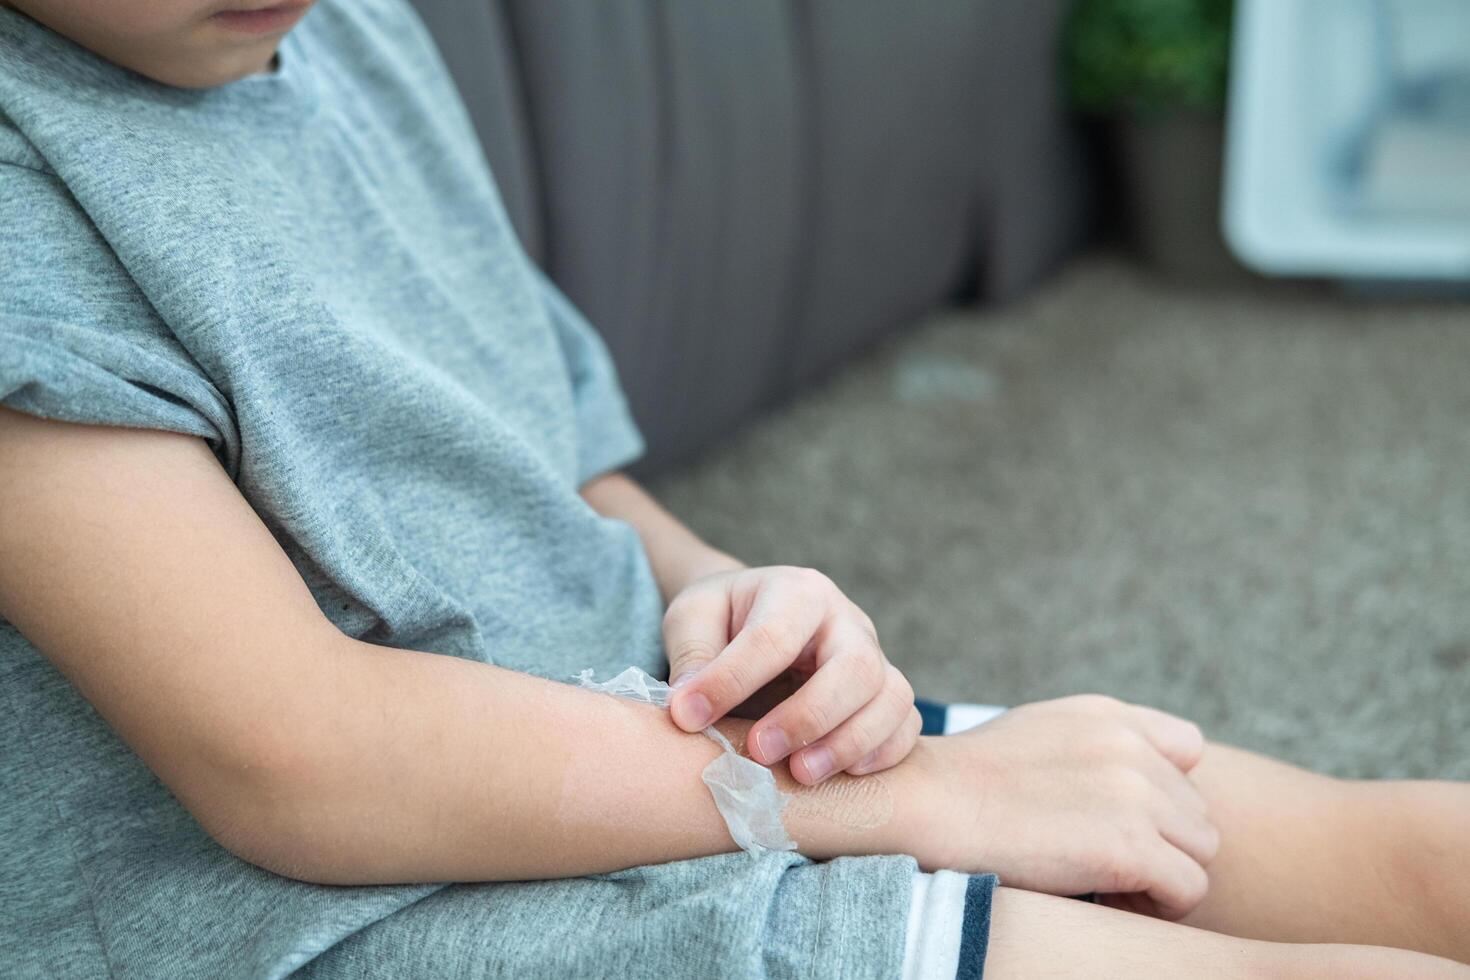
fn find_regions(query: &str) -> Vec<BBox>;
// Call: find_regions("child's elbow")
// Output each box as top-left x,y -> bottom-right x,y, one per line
203,804 -> 338,885
178,731 -> 351,885
211,823 -> 338,885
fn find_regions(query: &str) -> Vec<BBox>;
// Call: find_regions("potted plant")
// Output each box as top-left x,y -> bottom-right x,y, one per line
1063,0 -> 1245,281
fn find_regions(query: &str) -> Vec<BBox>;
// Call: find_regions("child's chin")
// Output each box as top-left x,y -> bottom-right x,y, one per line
139,44 -> 281,89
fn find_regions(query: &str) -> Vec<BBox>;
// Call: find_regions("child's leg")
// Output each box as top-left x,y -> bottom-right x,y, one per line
1175,743 -> 1470,963
931,702 -> 1467,960
986,886 -> 1469,978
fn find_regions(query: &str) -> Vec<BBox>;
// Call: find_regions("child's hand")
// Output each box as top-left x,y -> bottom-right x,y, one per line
663,566 -> 918,784
909,695 -> 1218,919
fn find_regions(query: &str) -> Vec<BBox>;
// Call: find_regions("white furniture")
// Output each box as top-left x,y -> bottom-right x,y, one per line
1225,0 -> 1470,281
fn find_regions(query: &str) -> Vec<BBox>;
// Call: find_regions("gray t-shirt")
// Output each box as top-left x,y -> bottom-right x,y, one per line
0,2 -> 914,977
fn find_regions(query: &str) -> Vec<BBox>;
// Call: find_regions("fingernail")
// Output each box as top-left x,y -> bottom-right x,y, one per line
802,746 -> 835,782
671,672 -> 694,689
673,692 -> 711,730
754,727 -> 790,763
850,750 -> 879,774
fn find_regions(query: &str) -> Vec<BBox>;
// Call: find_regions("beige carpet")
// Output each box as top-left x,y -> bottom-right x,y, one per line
650,254 -> 1470,780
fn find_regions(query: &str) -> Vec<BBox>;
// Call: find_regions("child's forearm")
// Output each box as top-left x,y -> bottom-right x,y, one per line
216,632 -> 924,885
579,471 -> 742,601
0,416 -> 921,888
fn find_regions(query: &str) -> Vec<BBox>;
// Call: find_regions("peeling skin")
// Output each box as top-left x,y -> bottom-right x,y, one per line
721,731 -> 895,834
551,692 -> 896,853
786,772 -> 895,831
718,725 -> 895,835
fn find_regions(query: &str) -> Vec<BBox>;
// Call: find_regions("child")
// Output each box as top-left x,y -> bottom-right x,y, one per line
0,2 -> 1466,977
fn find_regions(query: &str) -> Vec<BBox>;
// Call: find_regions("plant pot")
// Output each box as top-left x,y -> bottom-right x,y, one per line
1111,111 -> 1252,284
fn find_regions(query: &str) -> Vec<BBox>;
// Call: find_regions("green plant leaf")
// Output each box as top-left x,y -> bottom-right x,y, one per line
1062,0 -> 1235,115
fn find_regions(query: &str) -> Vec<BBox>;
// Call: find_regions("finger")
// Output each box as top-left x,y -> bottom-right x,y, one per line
847,705 -> 922,776
671,577 -> 826,732
1124,704 -> 1206,774
787,664 -> 914,784
1131,740 -> 1210,818
1157,799 -> 1221,871
1141,840 -> 1210,921
661,581 -> 732,691
746,621 -> 888,764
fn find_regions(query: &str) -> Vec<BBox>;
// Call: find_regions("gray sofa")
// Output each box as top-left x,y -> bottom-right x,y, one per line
409,1 -> 1092,471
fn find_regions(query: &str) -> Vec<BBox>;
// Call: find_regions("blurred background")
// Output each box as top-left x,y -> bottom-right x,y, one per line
412,0 -> 1469,779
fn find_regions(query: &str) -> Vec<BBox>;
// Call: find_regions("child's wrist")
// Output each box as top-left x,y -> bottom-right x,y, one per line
886,737 -> 957,869
770,735 -> 944,863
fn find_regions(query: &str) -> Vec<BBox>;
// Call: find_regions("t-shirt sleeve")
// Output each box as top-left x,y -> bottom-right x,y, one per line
0,162 -> 239,473
528,260 -> 647,484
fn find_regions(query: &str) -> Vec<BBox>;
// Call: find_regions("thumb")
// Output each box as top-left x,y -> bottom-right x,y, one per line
662,587 -> 731,725
668,643 -> 719,691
